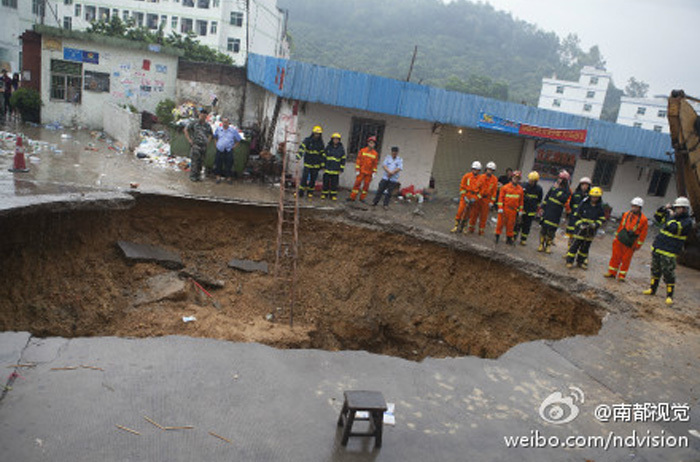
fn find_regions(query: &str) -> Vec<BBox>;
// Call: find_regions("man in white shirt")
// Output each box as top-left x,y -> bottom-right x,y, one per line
372,146 -> 403,209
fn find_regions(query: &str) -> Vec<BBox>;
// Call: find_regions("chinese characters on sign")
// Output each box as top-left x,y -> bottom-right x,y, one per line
477,111 -> 588,143
533,143 -> 578,180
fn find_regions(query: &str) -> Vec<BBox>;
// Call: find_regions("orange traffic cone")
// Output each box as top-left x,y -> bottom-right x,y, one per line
9,135 -> 29,172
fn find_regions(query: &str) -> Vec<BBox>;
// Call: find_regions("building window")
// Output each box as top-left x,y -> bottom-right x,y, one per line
161,15 -> 167,27
1,0 -> 18,9
122,10 -> 129,21
636,107 -> 646,115
653,125 -> 662,132
647,169 -> 672,197
230,11 -> 243,26
583,103 -> 592,112
213,0 -> 220,6
590,76 -> 599,85
555,85 -> 564,94
552,99 -> 561,108
586,90 -> 595,98
348,117 -> 385,161
147,13 -> 158,29
98,7 -> 110,20
84,5 -> 95,21
592,156 -> 617,190
32,0 -> 45,15
50,59 -> 82,103
133,12 -> 144,27
196,19 -> 207,36
181,18 -> 193,33
657,109 -> 667,118
197,0 -> 210,8
633,122 -> 642,128
227,38 -> 240,53
63,16 -> 72,30
75,3 -> 81,17
210,21 -> 217,34
171,16 -> 178,29
84,70 -> 110,93
183,0 -> 194,6
64,0 -> 73,4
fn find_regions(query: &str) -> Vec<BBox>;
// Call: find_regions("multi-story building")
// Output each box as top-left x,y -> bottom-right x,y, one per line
537,66 -> 611,119
0,0 -> 288,72
617,97 -> 671,134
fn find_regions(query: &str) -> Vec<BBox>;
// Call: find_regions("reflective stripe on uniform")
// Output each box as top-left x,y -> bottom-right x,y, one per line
652,246 -> 677,258
660,229 -> 686,240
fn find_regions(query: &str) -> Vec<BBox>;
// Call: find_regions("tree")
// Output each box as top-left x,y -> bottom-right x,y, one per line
624,77 -> 649,98
86,17 -> 233,65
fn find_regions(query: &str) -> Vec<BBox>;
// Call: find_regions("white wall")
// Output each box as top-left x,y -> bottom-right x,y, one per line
298,103 -> 439,191
519,141 -> 677,218
0,1 -> 37,72
41,35 -> 179,128
537,67 -> 611,120
617,97 -> 669,133
103,103 -> 141,149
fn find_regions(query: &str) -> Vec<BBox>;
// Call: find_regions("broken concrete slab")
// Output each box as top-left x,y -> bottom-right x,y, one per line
228,259 -> 268,274
117,240 -> 183,270
133,272 -> 187,306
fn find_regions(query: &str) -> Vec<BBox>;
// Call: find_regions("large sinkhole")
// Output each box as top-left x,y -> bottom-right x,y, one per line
0,195 -> 602,361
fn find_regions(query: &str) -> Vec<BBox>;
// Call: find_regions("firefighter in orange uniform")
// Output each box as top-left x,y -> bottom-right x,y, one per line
495,170 -> 524,245
347,136 -> 379,202
468,161 -> 498,235
604,197 -> 649,281
451,160 -> 482,233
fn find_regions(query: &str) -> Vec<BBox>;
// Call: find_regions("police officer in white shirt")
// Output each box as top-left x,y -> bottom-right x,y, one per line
372,146 -> 403,209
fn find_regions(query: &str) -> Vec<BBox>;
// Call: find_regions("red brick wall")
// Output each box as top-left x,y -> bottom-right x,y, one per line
20,31 -> 41,93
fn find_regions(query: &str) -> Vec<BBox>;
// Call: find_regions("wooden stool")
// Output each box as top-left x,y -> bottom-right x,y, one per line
337,390 -> 387,448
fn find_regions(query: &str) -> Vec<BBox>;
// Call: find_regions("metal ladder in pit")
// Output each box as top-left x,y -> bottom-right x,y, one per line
274,128 -> 301,326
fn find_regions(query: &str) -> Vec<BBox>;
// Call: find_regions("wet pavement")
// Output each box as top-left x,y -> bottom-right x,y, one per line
1,123 -> 699,461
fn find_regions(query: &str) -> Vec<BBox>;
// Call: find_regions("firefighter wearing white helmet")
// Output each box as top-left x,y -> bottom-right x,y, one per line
468,161 -> 498,234
566,177 -> 592,241
605,197 -> 649,281
451,161 -> 483,233
643,197 -> 694,305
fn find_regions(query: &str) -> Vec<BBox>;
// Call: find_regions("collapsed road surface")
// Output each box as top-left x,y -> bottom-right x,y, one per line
0,194 -> 603,361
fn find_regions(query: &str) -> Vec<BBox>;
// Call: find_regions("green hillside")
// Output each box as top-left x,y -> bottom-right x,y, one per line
278,0 -> 617,115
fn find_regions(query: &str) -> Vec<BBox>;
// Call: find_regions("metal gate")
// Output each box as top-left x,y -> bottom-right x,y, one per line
432,126 -> 525,198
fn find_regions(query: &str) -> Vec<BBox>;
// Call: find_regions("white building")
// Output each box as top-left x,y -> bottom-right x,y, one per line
537,66 -> 611,119
0,0 -> 44,72
617,96 -> 672,134
0,0 -> 287,70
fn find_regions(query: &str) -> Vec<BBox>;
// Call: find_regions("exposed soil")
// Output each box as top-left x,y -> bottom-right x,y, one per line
0,195 -> 603,361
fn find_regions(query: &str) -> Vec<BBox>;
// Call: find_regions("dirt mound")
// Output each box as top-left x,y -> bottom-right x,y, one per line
0,195 -> 602,360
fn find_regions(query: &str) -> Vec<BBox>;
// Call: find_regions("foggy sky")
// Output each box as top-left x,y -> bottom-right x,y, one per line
460,0 -> 699,97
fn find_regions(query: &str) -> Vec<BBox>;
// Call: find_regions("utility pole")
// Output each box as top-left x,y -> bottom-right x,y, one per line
406,45 -> 418,82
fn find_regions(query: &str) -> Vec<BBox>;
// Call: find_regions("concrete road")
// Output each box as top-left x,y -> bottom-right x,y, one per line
1,313 -> 699,461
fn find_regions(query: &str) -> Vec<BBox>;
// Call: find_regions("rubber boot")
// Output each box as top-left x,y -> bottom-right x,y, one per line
545,237 -> 553,254
519,238 -> 527,246
458,220 -> 466,234
495,234 -> 500,244
642,278 -> 660,296
506,236 -> 514,245
665,284 -> 674,306
537,235 -> 545,252
450,220 -> 460,233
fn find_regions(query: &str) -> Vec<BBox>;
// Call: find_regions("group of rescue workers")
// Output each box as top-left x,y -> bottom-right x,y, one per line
295,124 -> 694,307
452,161 -> 694,306
296,126 -> 403,208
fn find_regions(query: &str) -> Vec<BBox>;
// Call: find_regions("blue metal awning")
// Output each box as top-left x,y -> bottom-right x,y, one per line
247,53 -> 673,162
